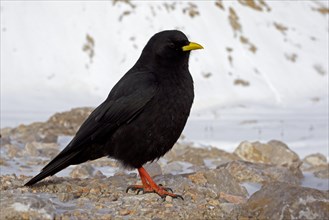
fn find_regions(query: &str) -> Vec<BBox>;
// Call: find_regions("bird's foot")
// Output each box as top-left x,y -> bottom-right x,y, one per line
126,184 -> 183,200
126,184 -> 154,194
158,184 -> 173,193
154,185 -> 184,200
126,167 -> 183,200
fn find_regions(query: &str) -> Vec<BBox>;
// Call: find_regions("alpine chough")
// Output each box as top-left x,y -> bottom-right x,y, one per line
25,30 -> 203,199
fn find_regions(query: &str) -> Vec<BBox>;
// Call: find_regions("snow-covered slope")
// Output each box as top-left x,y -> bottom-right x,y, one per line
1,0 -> 328,126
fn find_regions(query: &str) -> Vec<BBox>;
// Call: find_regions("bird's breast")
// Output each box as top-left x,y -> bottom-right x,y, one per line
108,73 -> 194,168
142,75 -> 194,143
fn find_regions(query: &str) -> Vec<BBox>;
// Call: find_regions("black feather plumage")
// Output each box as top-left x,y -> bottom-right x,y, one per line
25,30 -> 201,197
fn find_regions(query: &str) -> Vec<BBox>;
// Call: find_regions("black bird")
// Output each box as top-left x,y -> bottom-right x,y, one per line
25,30 -> 203,199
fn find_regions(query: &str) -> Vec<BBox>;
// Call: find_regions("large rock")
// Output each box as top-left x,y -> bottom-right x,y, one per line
1,107 -> 94,144
220,160 -> 303,185
242,182 -> 329,219
46,107 -> 94,135
188,168 -> 248,198
302,153 -> 327,167
1,122 -> 41,144
70,164 -> 95,179
301,153 -> 329,179
234,140 -> 302,169
165,143 -> 239,166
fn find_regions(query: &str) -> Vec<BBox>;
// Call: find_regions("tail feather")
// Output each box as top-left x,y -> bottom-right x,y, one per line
24,151 -> 80,186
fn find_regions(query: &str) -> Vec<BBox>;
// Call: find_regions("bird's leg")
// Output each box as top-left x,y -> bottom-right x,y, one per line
126,169 -> 153,194
126,167 -> 183,199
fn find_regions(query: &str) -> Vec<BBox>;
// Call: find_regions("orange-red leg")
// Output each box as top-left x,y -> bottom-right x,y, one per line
126,167 -> 183,199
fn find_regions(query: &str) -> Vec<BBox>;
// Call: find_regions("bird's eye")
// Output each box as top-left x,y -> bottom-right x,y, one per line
168,43 -> 175,49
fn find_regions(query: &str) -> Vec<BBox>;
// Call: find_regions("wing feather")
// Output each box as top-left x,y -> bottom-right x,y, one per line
26,71 -> 158,186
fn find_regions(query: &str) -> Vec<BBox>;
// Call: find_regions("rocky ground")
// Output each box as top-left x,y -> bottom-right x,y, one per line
1,108 -> 328,220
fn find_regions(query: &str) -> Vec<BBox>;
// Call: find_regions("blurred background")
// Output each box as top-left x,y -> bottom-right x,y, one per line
1,1 -> 328,157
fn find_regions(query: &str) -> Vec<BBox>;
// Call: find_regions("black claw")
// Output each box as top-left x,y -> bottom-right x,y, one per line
126,185 -> 183,200
136,189 -> 142,194
158,184 -> 173,193
174,194 -> 184,200
126,186 -> 138,193
165,187 -> 173,193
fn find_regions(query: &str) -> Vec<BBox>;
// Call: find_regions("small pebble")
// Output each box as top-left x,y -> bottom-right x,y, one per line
165,196 -> 173,202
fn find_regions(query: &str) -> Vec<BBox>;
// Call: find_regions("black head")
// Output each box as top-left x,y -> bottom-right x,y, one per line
135,30 -> 203,70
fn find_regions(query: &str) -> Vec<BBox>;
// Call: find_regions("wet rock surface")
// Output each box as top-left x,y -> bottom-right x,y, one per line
301,153 -> 329,179
241,182 -> 329,220
234,140 -> 302,169
0,108 -> 328,219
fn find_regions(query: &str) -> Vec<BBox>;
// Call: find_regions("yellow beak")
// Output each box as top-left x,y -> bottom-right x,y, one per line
182,42 -> 204,51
